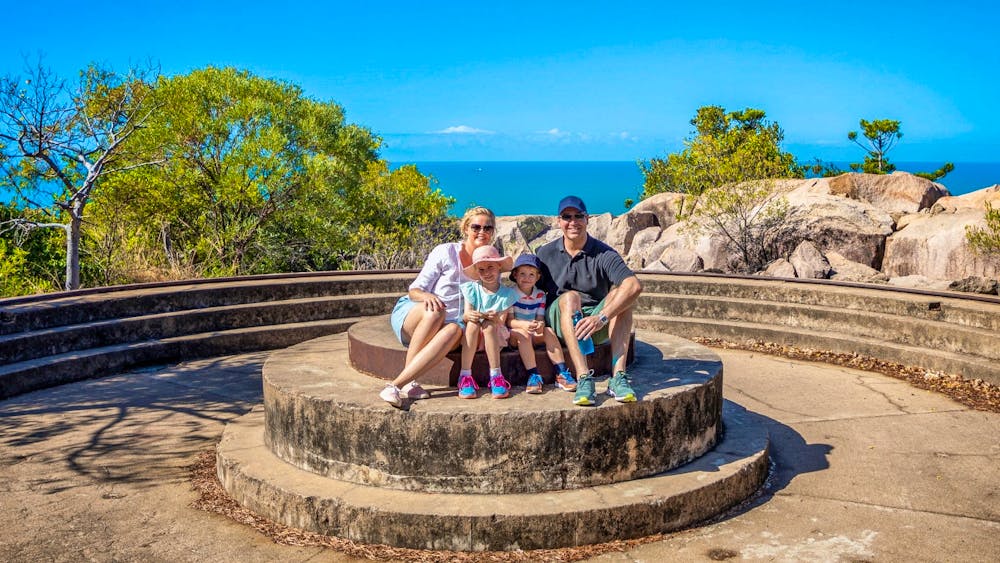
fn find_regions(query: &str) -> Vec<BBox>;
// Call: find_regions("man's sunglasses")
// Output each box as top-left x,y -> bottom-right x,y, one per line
469,224 -> 495,232
560,213 -> 587,221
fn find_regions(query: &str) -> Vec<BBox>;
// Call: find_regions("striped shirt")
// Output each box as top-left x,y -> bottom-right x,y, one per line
512,287 -> 547,321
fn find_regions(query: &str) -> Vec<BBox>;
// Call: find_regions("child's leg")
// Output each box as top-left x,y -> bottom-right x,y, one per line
543,327 -> 566,365
510,329 -> 537,370
482,321 -> 502,369
461,322 -> 481,370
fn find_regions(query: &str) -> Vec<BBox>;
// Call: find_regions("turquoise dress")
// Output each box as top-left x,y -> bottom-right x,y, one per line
460,281 -> 521,315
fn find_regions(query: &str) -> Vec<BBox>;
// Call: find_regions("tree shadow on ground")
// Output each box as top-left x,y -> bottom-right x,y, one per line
0,352 -> 268,494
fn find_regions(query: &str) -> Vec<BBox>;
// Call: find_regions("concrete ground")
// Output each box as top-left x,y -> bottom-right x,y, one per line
1,348 -> 997,562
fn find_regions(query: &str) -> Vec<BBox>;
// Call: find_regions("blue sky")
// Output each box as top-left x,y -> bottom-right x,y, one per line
4,1 -> 999,163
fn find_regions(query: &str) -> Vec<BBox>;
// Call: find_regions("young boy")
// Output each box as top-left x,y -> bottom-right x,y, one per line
459,245 -> 521,399
507,254 -> 577,393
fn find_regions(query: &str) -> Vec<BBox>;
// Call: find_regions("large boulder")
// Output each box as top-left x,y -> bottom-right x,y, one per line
762,258 -> 796,278
789,240 -> 831,279
826,251 -> 889,284
826,172 -> 949,215
624,226 -> 667,269
607,211 -> 660,255
883,210 -> 1000,281
495,215 -> 553,257
656,222 -> 733,271
626,192 -> 686,229
658,247 -> 703,272
781,182 -> 895,268
948,276 -> 999,295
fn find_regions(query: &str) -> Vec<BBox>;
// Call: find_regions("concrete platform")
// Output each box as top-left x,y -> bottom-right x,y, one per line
263,330 -> 724,494
217,401 -> 768,551
1,347 -> 998,560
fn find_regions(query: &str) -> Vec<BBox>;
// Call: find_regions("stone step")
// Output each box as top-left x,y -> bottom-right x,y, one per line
264,330 -> 720,494
638,292 -> 1000,360
217,400 -> 769,551
0,318 -> 365,400
347,316 -> 634,387
636,314 -> 1000,385
0,273 -> 412,335
0,293 -> 398,365
638,276 -> 1000,332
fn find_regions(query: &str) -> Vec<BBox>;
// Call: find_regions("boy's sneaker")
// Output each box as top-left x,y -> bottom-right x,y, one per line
555,370 -> 577,391
525,373 -> 544,394
457,374 -> 479,399
489,373 -> 511,399
379,384 -> 403,408
607,371 -> 637,403
573,370 -> 596,406
401,381 -> 430,400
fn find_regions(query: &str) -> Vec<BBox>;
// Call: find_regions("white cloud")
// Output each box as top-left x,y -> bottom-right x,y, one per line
544,128 -> 571,138
434,125 -> 495,135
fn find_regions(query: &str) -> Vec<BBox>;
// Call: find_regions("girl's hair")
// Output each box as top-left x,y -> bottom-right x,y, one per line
460,206 -> 496,234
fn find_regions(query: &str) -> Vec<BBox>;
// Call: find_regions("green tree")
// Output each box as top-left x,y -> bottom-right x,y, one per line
0,203 -> 63,296
0,60 -> 160,290
965,202 -> 1000,257
848,118 -> 901,174
638,105 -> 800,214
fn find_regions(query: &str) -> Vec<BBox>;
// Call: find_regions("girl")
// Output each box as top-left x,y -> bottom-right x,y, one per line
458,245 -> 520,399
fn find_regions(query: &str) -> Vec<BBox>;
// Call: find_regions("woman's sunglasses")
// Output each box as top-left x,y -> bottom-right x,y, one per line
469,224 -> 495,233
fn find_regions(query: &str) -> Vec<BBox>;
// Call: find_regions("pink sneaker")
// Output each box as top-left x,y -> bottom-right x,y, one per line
489,373 -> 510,399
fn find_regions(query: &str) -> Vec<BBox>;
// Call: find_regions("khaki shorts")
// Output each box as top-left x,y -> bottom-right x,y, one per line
545,293 -> 609,345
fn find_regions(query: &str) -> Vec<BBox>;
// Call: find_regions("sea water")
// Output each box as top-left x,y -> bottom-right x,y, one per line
405,161 -> 1000,217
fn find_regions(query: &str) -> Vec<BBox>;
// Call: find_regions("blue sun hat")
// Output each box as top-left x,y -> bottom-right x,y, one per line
509,253 -> 543,282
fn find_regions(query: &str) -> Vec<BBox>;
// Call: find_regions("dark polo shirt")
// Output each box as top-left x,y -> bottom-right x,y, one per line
536,234 -> 634,308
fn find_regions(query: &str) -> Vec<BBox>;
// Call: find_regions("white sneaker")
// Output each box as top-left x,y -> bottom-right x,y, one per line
379,384 -> 403,408
401,381 -> 430,400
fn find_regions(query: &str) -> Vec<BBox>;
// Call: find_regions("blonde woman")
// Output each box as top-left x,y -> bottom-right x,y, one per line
381,206 -> 499,407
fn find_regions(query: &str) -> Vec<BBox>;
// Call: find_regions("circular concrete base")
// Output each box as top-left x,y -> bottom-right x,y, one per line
217,401 -> 769,551
263,331 -> 724,494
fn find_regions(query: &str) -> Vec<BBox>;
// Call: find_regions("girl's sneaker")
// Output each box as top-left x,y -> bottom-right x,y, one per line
525,373 -> 544,394
489,373 -> 511,399
401,381 -> 430,400
379,384 -> 403,408
555,370 -> 577,391
457,374 -> 479,399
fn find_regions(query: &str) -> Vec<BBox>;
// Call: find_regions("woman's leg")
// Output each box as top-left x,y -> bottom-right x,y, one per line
400,304 -> 446,367
392,323 -> 463,388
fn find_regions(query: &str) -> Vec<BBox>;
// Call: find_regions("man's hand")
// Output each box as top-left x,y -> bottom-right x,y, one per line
573,314 -> 606,340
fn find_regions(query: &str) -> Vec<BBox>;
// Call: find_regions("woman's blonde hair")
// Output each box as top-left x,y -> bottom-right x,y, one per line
459,206 -> 496,234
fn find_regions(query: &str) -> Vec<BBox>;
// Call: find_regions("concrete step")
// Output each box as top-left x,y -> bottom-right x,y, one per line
0,273 -> 412,335
635,314 -> 1000,385
0,318 -> 366,400
639,276 -> 1000,332
347,316 -> 633,387
638,292 -> 1000,360
217,401 -> 768,551
264,330 -> 721,494
0,293 -> 399,364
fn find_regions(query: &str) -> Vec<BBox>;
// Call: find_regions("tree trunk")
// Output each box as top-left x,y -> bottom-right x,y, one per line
65,206 -> 83,291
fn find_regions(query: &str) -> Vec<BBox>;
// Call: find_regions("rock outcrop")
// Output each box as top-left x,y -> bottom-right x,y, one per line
494,173 -> 1000,292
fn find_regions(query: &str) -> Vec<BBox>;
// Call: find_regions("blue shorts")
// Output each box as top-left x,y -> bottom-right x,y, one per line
389,296 -> 464,346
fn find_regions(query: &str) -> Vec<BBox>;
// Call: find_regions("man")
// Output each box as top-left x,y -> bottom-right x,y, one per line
536,195 -> 643,406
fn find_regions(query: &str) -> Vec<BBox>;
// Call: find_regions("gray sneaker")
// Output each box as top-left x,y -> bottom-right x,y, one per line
573,370 -> 596,406
607,371 -> 636,403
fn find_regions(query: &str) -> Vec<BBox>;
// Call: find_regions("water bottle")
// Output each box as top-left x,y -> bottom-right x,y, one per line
572,310 -> 595,356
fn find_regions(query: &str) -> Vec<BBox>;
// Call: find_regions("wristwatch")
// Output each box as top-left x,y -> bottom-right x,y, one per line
598,313 -> 609,325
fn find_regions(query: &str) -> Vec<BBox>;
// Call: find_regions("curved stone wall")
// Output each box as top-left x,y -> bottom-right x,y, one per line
2,271 -> 998,400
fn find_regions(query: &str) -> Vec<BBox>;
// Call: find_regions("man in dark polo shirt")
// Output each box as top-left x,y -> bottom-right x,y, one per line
536,195 -> 643,406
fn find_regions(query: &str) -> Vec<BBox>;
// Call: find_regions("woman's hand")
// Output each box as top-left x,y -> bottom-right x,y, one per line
422,292 -> 445,312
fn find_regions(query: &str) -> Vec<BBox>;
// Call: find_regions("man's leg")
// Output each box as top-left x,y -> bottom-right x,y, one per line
551,291 -> 589,376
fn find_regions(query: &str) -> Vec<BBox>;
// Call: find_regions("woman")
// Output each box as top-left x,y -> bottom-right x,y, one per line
380,206 -> 498,407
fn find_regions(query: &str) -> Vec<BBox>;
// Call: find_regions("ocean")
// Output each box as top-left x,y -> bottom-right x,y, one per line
406,161 -> 1000,217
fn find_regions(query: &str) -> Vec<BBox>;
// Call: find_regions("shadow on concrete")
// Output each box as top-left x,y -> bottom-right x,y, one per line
0,353 -> 267,494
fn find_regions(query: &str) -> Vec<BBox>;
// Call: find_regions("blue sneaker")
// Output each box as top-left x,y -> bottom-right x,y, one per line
525,373 -> 544,394
457,374 -> 478,399
555,370 -> 577,391
573,370 -> 596,406
490,373 -> 511,399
